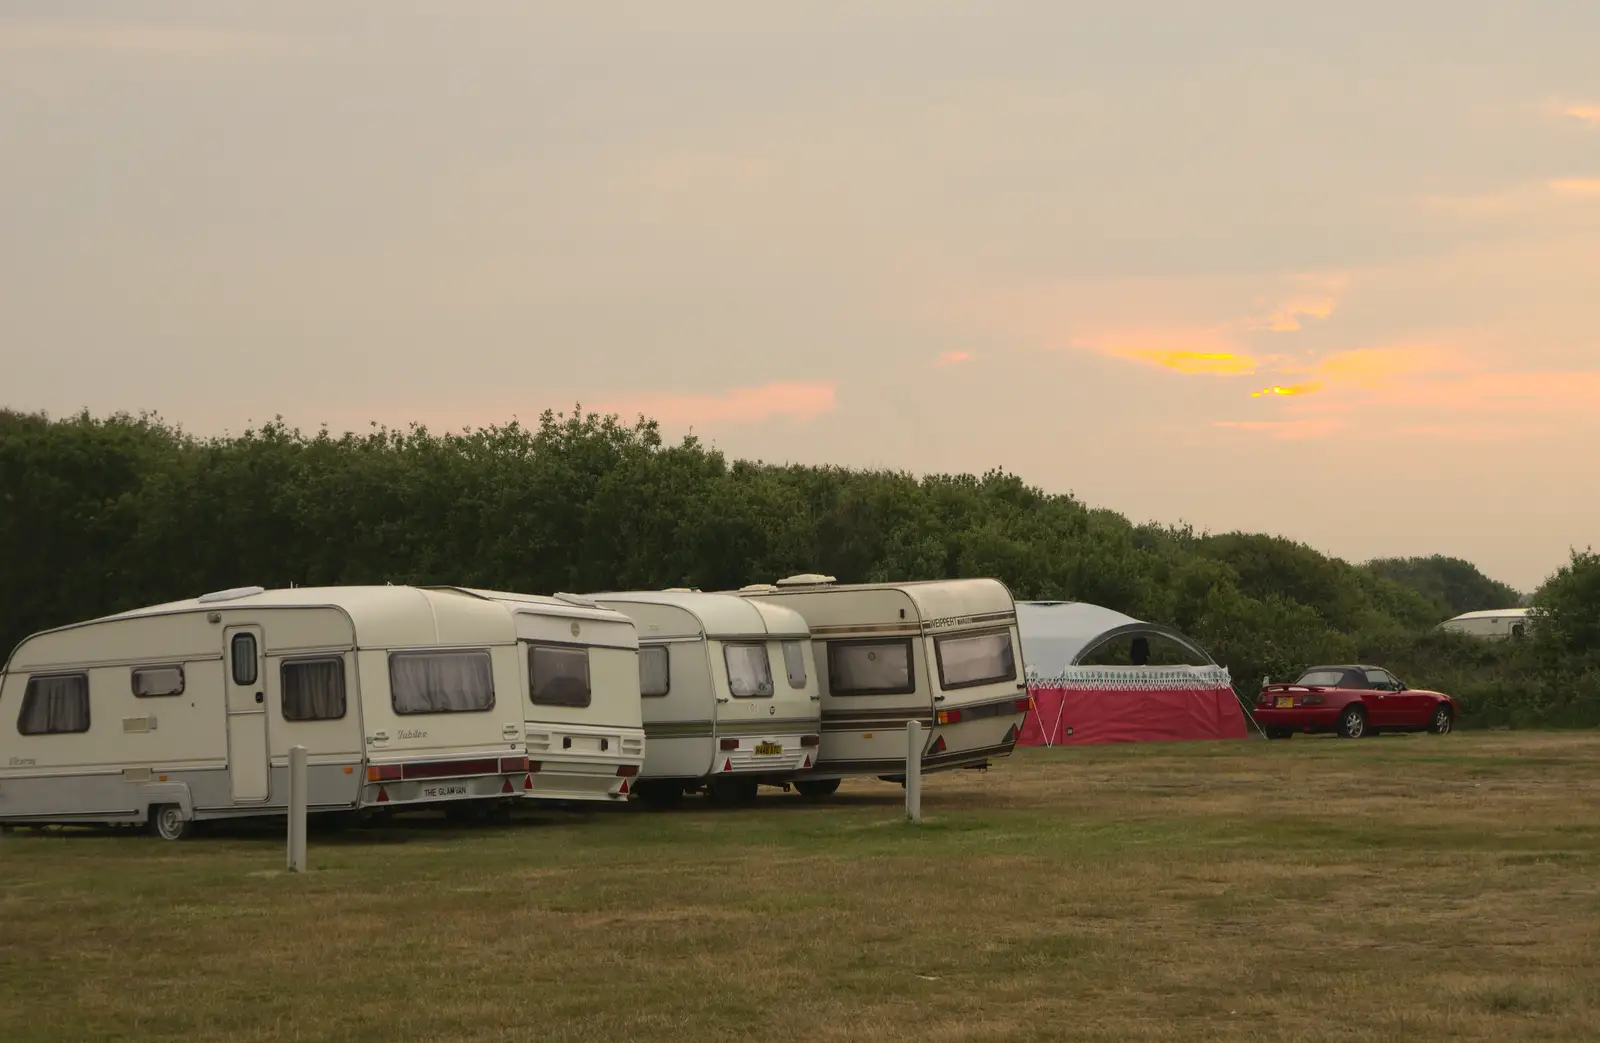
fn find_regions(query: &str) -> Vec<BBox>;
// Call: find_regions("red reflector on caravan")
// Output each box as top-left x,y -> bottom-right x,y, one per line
616,764 -> 639,778
802,755 -> 811,768
618,778 -> 630,795
930,735 -> 947,755
722,759 -> 732,772
375,786 -> 390,803
523,773 -> 534,790
719,738 -> 739,751
501,779 -> 514,794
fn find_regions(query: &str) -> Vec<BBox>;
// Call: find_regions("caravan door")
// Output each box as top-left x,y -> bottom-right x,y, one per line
223,626 -> 271,802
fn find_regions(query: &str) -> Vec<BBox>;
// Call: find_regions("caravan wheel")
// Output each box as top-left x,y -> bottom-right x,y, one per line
149,804 -> 192,842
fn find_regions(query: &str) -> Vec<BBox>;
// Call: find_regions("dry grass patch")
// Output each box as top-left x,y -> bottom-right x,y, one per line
2,732 -> 1598,1042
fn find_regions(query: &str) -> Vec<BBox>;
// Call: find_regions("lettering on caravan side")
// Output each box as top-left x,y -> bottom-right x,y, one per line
926,616 -> 977,630
9,757 -> 36,767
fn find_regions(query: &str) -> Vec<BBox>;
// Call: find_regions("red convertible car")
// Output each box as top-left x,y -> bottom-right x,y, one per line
1253,665 -> 1456,740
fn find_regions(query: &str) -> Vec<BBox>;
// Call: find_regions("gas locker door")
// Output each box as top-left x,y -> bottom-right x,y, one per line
223,626 -> 271,802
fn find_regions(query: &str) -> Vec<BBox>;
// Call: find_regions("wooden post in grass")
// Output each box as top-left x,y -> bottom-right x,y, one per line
905,721 -> 923,824
287,745 -> 308,872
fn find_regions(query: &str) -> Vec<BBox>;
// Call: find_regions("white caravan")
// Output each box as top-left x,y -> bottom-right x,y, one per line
1438,607 -> 1531,640
0,586 -> 538,839
441,589 -> 645,803
589,591 -> 821,807
732,575 -> 1030,796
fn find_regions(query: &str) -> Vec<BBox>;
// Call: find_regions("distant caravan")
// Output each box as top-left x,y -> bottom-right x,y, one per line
0,586 -> 539,839
590,591 -> 821,808
441,589 -> 645,803
730,575 -> 1030,796
1438,608 -> 1531,640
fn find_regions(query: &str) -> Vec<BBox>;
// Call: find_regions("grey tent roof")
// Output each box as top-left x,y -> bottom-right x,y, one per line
1016,600 -> 1216,674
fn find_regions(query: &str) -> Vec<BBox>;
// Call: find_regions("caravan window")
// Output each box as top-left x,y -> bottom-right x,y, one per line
17,674 -> 90,735
230,633 -> 258,685
827,639 -> 915,696
724,643 -> 774,698
934,629 -> 1017,690
782,641 -> 808,689
282,657 -> 347,721
132,665 -> 185,698
639,646 -> 670,698
530,645 -> 592,708
390,651 -> 496,714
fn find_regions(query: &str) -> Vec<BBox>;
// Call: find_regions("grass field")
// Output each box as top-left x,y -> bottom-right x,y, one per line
3,732 -> 1599,1043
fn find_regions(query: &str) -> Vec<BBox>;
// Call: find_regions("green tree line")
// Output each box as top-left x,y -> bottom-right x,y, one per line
2,408 -> 1595,727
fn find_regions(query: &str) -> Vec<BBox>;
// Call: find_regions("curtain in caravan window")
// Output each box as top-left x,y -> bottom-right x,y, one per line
282,658 -> 347,721
723,643 -> 774,698
390,651 -> 495,714
17,674 -> 91,735
132,665 -> 185,697
530,646 -> 592,708
828,640 -> 913,695
934,630 -> 1017,689
782,641 -> 807,689
639,646 -> 670,697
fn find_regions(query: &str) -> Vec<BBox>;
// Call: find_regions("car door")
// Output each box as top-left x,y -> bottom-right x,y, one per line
1383,673 -> 1432,728
1361,668 -> 1403,727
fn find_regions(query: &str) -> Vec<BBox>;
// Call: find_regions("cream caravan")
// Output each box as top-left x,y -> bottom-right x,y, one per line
590,591 -> 821,807
0,586 -> 536,839
441,589 -> 645,803
733,575 -> 1029,794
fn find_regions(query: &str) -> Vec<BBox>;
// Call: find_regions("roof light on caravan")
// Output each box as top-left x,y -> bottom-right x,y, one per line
197,585 -> 265,603
775,573 -> 836,587
552,592 -> 601,609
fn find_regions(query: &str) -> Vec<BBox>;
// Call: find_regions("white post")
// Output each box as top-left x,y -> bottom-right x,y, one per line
287,744 -> 308,873
905,720 -> 923,824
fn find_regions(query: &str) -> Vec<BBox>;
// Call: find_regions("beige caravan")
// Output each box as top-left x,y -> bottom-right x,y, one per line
731,575 -> 1029,795
0,585 -> 536,839
589,591 -> 821,807
441,589 -> 645,803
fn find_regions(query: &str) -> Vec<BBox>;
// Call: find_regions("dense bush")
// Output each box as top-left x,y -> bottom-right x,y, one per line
2,408 -> 1594,727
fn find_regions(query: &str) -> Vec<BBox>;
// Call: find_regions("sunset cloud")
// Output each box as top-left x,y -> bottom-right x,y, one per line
1077,329 -> 1262,375
1550,178 -> 1600,198
593,380 -> 837,426
1250,382 -> 1323,398
935,351 -> 972,367
1564,105 -> 1600,128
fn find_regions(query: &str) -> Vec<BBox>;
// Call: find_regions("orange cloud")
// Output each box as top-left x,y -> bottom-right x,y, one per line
593,381 -> 837,426
1550,178 -> 1600,197
935,351 -> 972,367
1250,382 -> 1324,398
1116,349 -> 1258,375
1564,105 -> 1600,128
1079,329 -> 1261,375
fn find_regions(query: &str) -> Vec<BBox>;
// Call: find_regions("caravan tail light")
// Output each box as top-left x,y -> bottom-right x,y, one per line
1014,698 -> 1031,713
367,764 -> 402,783
616,765 -> 639,778
501,756 -> 529,773
800,734 -> 820,748
719,738 -> 739,750
527,760 -> 542,773
936,709 -> 963,725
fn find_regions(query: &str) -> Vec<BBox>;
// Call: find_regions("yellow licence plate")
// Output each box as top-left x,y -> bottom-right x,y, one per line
1275,696 -> 1294,708
753,742 -> 783,756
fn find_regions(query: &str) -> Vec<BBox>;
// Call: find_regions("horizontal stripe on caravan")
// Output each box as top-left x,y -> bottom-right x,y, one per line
804,623 -> 922,638
822,717 -> 934,732
823,707 -> 939,722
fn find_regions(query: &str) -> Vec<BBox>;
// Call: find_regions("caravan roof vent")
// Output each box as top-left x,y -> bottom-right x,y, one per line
739,583 -> 778,593
552,591 -> 601,609
775,573 -> 836,587
197,585 -> 265,604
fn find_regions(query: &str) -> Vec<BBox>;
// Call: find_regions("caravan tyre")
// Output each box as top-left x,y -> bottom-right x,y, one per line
794,779 -> 841,800
150,804 -> 192,842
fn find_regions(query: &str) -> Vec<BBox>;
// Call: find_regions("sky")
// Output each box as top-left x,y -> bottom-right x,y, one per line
3,2 -> 1598,592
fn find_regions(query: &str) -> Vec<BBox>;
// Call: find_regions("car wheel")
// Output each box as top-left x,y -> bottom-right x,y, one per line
149,804 -> 192,841
1429,705 -> 1454,735
1264,728 -> 1294,740
795,778 -> 842,799
1336,706 -> 1367,739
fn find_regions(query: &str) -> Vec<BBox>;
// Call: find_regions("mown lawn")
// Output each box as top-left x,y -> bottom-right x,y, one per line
3,732 -> 1598,1042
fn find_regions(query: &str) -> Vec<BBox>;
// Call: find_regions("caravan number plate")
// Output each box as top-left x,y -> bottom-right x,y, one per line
1274,697 -> 1293,709
753,742 -> 783,756
422,784 -> 469,798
